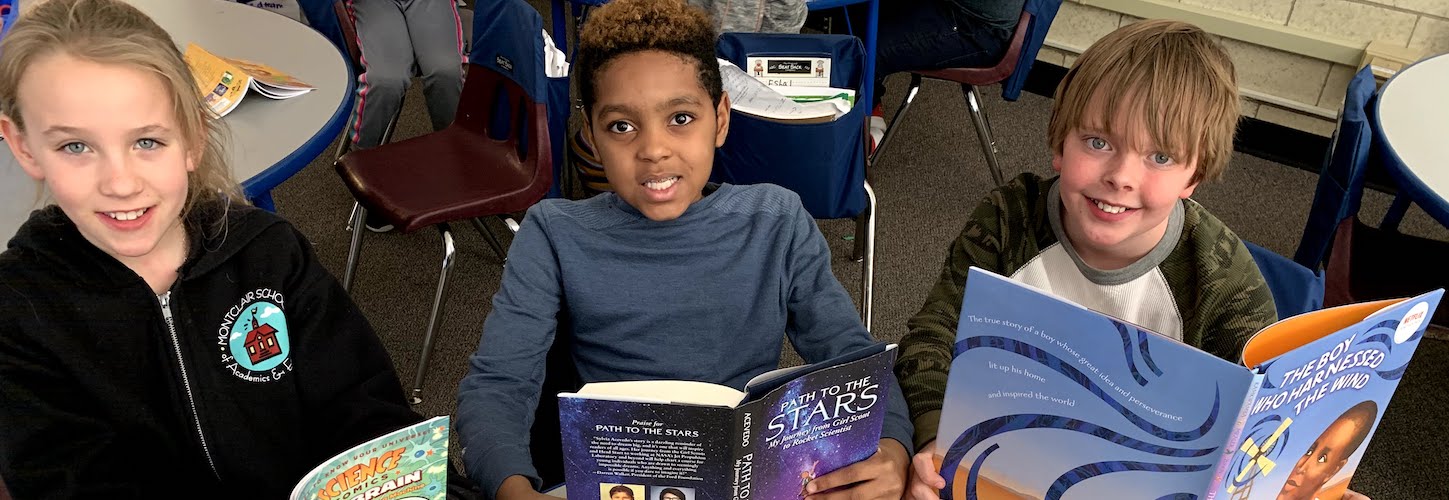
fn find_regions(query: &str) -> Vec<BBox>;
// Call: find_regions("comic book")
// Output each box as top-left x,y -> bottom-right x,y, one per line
932,267 -> 1441,500
289,416 -> 451,500
557,343 -> 897,500
183,42 -> 314,118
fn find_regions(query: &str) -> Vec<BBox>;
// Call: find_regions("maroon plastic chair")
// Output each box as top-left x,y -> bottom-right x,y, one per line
335,63 -> 553,404
870,10 -> 1033,186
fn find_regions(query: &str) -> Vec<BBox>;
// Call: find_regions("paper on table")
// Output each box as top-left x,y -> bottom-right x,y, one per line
719,59 -> 851,123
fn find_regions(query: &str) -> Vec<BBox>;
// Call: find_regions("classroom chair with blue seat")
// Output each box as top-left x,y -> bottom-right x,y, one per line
1244,241 -> 1325,320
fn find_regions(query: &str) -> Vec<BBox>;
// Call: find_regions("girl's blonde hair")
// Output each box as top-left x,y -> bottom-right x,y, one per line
1047,19 -> 1239,184
0,0 -> 244,220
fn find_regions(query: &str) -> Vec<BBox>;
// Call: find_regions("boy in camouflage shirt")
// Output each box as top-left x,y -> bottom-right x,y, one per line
895,20 -> 1278,499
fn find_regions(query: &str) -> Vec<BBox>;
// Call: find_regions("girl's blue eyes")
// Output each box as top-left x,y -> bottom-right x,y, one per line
58,139 -> 164,154
1087,137 -> 1109,150
1151,152 -> 1174,165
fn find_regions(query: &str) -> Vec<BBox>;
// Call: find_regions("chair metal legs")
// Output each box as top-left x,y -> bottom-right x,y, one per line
870,73 -> 924,166
409,225 -> 458,405
873,75 -> 1009,187
343,203 -> 367,292
860,180 -> 877,332
471,217 -> 510,263
344,211 -> 517,404
963,84 -> 1006,186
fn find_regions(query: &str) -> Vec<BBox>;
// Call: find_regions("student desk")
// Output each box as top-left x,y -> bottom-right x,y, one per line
1,0 -> 352,241
1375,52 -> 1449,229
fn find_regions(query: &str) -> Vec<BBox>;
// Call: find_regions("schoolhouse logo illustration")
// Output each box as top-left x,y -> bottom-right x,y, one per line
218,288 -> 293,383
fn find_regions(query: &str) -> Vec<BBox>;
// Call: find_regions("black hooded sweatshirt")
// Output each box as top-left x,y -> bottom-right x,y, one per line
0,203 -> 422,498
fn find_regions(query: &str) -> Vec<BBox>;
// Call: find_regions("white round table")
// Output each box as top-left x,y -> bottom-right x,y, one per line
1375,52 -> 1449,228
2,0 -> 351,241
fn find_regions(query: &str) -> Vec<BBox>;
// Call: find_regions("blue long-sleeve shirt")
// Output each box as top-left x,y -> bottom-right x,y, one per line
456,183 -> 912,496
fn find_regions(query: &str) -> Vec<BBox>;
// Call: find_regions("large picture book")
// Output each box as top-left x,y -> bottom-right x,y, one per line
558,343 -> 897,500
289,416 -> 451,500
933,268 -> 1442,500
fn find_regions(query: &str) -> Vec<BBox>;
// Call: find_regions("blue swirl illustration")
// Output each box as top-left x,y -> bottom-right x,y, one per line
1136,328 -> 1164,377
1116,322 -> 1149,386
964,443 -> 1000,500
1376,362 -> 1411,380
1259,359 -> 1278,389
942,335 -> 1224,499
954,336 -> 1222,441
1045,461 -> 1212,499
1356,333 -> 1393,353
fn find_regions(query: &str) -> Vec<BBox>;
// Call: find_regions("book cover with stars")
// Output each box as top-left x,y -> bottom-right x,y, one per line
288,415 -> 451,500
933,268 -> 1440,500
558,343 -> 897,500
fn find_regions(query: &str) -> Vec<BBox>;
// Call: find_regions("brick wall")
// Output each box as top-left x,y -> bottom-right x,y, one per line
1035,0 -> 1449,137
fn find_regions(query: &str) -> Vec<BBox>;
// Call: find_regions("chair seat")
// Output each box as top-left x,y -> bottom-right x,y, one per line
912,10 -> 1030,86
336,126 -> 550,233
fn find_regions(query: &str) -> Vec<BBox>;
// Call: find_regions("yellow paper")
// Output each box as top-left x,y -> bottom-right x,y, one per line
183,43 -> 313,117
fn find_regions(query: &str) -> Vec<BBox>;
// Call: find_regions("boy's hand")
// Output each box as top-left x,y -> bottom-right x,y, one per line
905,440 -> 946,500
1343,490 -> 1370,500
803,439 -> 909,499
495,475 -> 552,500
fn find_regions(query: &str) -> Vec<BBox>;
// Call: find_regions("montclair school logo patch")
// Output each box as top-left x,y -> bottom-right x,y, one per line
218,288 -> 293,383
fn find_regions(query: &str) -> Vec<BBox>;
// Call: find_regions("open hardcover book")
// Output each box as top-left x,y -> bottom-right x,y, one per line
558,343 -> 897,500
183,43 -> 315,118
934,267 -> 1442,500
289,416 -> 451,500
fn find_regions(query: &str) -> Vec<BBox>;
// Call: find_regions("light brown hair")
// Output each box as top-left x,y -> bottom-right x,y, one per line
1047,19 -> 1238,184
0,0 -> 244,219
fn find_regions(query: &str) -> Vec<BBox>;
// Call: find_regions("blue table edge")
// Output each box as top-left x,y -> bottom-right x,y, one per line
1372,52 -> 1449,227
239,37 -> 356,212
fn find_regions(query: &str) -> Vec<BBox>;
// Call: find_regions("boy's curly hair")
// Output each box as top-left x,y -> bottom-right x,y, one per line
577,0 -> 722,116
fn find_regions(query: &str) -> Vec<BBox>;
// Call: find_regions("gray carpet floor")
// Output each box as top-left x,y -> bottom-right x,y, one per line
271,8 -> 1448,497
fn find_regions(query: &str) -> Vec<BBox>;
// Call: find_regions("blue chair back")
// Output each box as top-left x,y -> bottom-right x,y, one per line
1293,66 -> 1378,269
1000,0 -> 1064,101
1246,241 -> 1325,319
472,0 -> 570,198
713,33 -> 868,219
295,0 -> 349,62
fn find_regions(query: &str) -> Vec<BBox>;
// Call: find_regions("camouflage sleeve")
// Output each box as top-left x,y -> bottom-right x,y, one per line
892,174 -> 1043,449
1170,204 -> 1280,363
1197,238 -> 1279,363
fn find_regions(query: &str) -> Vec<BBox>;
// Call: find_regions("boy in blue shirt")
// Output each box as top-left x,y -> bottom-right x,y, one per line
454,1 -> 913,498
